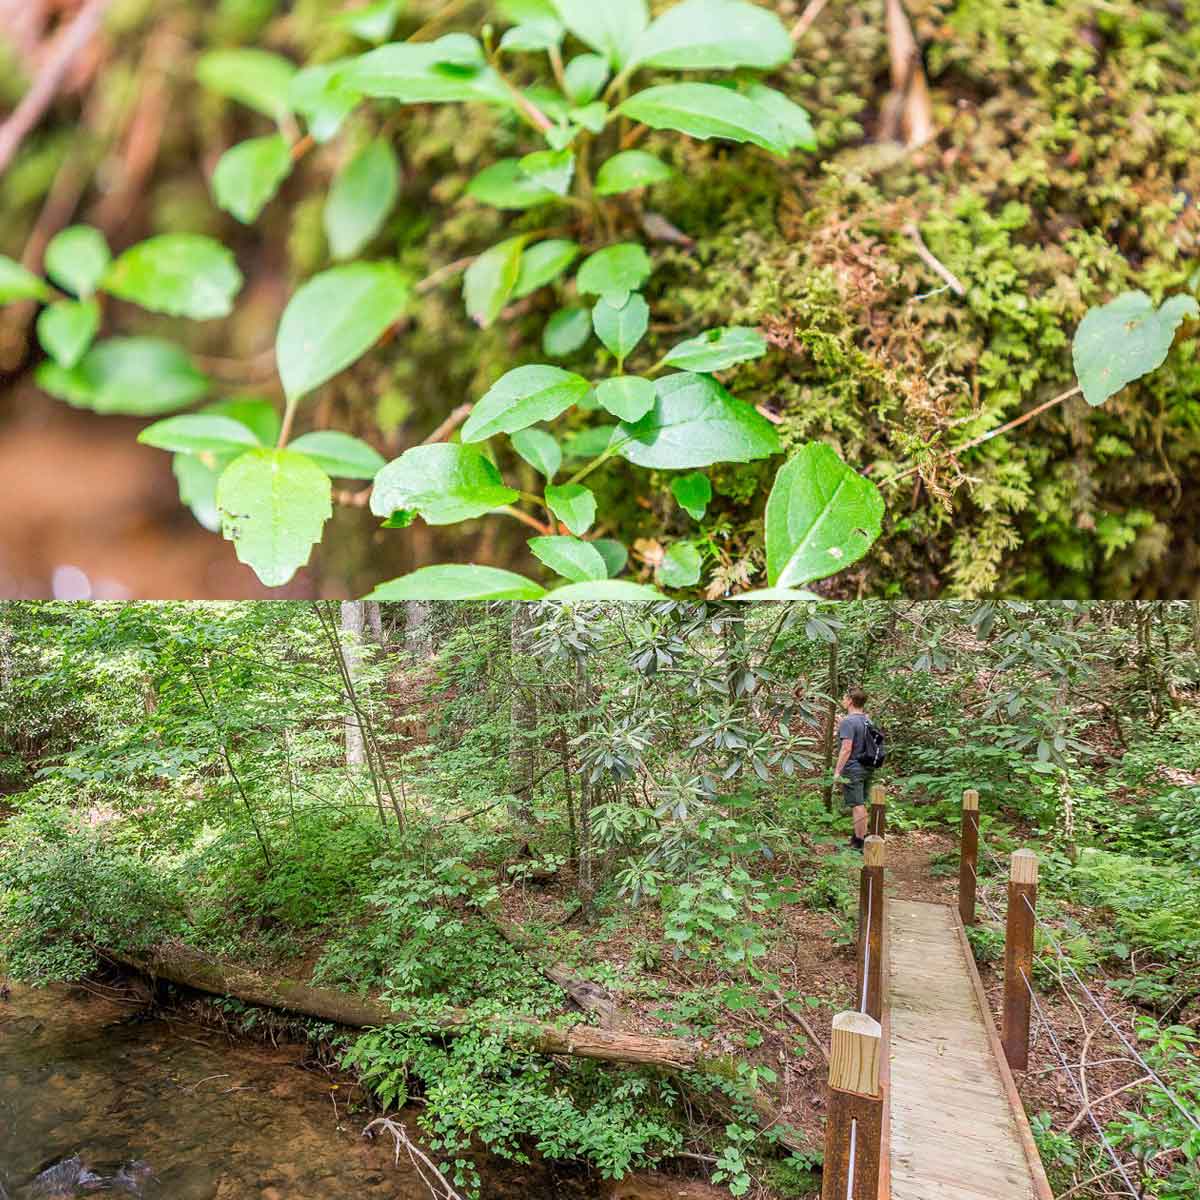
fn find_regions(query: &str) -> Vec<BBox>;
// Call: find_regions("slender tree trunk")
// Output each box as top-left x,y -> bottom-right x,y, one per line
1192,600 -> 1200,656
822,636 -> 840,813
405,601 -> 433,658
575,654 -> 593,919
508,604 -> 538,824
366,601 -> 384,646
341,601 -> 366,767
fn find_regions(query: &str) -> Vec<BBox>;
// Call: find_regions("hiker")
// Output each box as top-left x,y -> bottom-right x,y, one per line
833,686 -> 885,851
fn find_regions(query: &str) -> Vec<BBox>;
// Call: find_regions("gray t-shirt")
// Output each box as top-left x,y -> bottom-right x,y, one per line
838,712 -> 873,773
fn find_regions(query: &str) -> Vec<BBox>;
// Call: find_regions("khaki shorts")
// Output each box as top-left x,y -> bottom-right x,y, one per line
842,770 -> 873,810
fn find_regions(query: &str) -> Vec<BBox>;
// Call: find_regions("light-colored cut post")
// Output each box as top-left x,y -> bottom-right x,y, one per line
1002,849 -> 1038,1070
857,836 -> 885,1021
868,783 -> 887,840
822,1011 -> 883,1200
959,788 -> 980,926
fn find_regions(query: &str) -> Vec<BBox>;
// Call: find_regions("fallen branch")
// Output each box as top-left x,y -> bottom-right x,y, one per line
1064,1074 -> 1151,1135
363,1117 -> 465,1200
772,990 -> 830,1064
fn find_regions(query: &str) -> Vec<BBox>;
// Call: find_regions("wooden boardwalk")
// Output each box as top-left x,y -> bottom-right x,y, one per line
884,899 -> 1052,1200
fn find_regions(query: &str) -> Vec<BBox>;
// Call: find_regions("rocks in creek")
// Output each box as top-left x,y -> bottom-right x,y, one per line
112,1162 -> 155,1194
28,1156 -> 155,1198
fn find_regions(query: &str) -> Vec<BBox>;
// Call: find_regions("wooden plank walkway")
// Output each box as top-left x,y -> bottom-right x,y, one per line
885,899 -> 1050,1200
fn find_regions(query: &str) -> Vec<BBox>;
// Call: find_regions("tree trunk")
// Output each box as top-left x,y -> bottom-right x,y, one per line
366,601 -> 384,646
509,604 -> 539,824
341,601 -> 366,767
822,637 -> 840,813
405,601 -> 433,658
575,654 -> 593,918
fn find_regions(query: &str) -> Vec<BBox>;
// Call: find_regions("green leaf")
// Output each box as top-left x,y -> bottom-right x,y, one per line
621,83 -> 790,155
576,243 -> 652,307
617,371 -> 780,469
102,234 -> 242,320
464,235 -> 527,327
551,0 -> 648,67
546,579 -> 663,601
337,35 -> 505,106
513,239 -> 580,299
467,159 -> 558,209
217,448 -> 333,587
290,60 -> 361,142
592,294 -> 649,364
212,134 -> 293,224
323,138 -> 399,259
764,442 -> 884,588
529,535 -> 608,582
592,538 -> 628,577
564,53 -> 609,104
595,375 -> 656,422
277,262 -> 409,404
546,481 -> 596,535
35,337 -> 209,415
36,299 -> 99,368
741,83 -> 816,152
543,306 -> 592,357
370,442 -> 519,524
138,413 -> 261,455
205,396 -> 280,446
569,101 -> 608,132
519,148 -> 575,196
196,48 -> 297,122
630,0 -> 791,71
563,424 -> 617,459
500,19 -> 566,52
594,150 -> 673,195
671,471 -> 711,520
664,326 -> 767,373
731,587 -> 821,601
174,452 -> 224,532
462,364 -> 590,442
335,0 -> 406,42
512,427 -> 562,480
1072,291 -> 1200,407
367,564 -> 546,600
288,430 -> 386,479
0,255 -> 49,303
659,540 -> 702,588
43,226 -> 110,297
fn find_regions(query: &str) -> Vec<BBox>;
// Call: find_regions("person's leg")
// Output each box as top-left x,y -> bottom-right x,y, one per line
852,804 -> 868,840
843,772 -> 866,848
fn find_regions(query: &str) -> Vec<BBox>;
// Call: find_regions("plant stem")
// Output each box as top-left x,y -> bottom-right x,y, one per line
504,506 -> 552,535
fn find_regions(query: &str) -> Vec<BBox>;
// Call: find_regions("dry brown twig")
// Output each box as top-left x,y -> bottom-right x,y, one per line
362,1118 -> 465,1200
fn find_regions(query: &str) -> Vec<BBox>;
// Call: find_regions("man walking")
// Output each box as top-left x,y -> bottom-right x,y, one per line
833,686 -> 882,851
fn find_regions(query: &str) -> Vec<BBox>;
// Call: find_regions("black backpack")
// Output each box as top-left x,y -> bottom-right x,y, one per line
861,719 -> 886,770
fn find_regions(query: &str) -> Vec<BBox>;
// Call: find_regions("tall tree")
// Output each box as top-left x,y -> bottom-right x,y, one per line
341,601 -> 366,766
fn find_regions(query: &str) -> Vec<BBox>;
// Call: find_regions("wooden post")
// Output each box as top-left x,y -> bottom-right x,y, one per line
857,836 -> 885,1022
868,783 -> 887,839
821,1011 -> 883,1200
959,788 -> 979,926
1001,849 -> 1038,1070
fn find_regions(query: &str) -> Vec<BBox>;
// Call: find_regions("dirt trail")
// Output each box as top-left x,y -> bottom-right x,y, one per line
882,829 -> 958,905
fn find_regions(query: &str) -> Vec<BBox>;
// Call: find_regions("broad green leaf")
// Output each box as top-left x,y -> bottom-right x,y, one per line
102,234 -> 242,320
543,305 -> 592,357
277,261 -> 409,403
513,239 -> 580,299
499,0 -> 559,19
630,0 -> 791,71
325,138 -> 400,259
196,48 -> 297,122
138,413 -> 261,455
546,481 -> 596,535
595,149 -> 673,195
174,452 -> 224,532
467,160 -> 559,209
576,242 -> 651,307
621,83 -> 790,155
529,535 -> 608,582
462,364 -> 590,442
616,371 -> 780,469
290,60 -> 361,142
337,35 -> 506,106
511,427 -> 562,480
551,0 -> 648,67
659,540 -> 702,588
43,226 -> 109,297
36,299 -> 99,368
671,471 -> 711,520
1072,291 -> 1200,407
595,375 -> 656,422
500,19 -> 565,52
563,424 -> 617,459
592,538 -> 628,577
741,83 -> 816,152
217,448 -> 333,587
205,396 -> 280,446
593,294 -> 649,364
569,101 -> 608,132
519,148 -> 575,196
370,442 -> 519,524
564,53 -> 609,104
664,326 -> 767,373
35,337 -> 209,415
0,255 -> 49,303
212,134 -> 292,224
368,564 -> 546,600
464,235 -> 527,327
335,0 -> 406,42
547,579 -> 663,601
288,430 -> 386,479
764,442 -> 884,587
